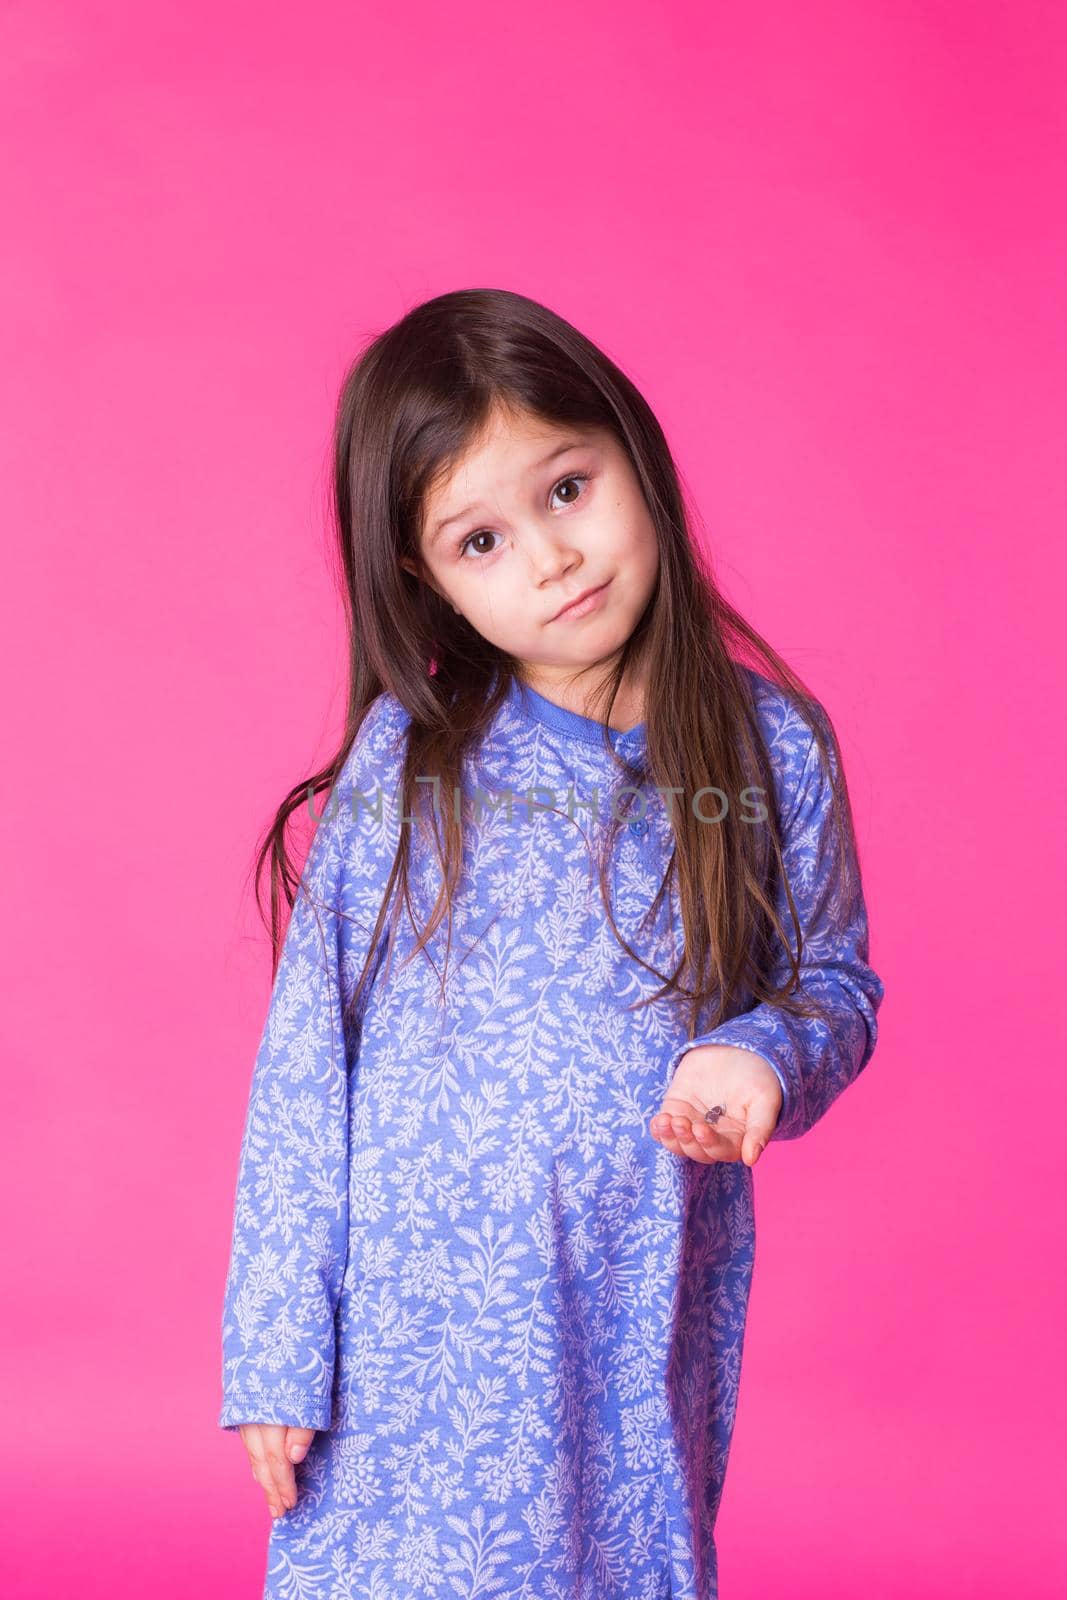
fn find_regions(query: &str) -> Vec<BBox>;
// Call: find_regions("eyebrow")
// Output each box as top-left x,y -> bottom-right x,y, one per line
428,440 -> 589,546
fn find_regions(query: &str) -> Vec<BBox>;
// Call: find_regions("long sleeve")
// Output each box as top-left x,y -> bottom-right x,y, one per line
218,695 -> 404,1432
665,708 -> 885,1142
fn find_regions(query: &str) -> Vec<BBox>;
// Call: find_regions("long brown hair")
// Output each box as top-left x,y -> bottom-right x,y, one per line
253,287 -> 860,1039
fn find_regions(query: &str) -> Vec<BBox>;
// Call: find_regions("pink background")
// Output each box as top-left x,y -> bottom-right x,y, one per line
3,3 -> 1064,1595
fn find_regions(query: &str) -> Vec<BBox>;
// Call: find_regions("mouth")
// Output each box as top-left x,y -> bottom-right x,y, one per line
549,579 -> 612,623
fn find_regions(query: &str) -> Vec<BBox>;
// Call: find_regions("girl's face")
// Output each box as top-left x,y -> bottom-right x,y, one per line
404,404 -> 661,702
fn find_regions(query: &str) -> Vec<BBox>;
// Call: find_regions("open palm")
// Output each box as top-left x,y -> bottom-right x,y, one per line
650,1042 -> 783,1166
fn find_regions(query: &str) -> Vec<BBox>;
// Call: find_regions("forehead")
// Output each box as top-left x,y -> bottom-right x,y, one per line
425,413 -> 607,509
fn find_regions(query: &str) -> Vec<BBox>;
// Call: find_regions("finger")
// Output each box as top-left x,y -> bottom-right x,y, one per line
656,1097 -> 743,1163
651,1106 -> 730,1163
246,1425 -> 292,1518
668,1113 -> 715,1162
285,1426 -> 315,1466
658,1096 -> 746,1138
649,1115 -> 690,1158
243,1426 -> 284,1518
681,1112 -> 746,1164
736,1101 -> 777,1166
651,1098 -> 706,1147
690,1117 -> 737,1159
262,1431 -> 298,1515
653,1110 -> 722,1164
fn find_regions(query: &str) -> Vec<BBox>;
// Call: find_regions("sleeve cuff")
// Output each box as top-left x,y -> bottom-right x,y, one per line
219,1381 -> 333,1433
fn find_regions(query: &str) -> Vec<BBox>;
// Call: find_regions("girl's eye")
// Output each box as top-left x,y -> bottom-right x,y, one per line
457,474 -> 591,560
458,529 -> 501,559
550,472 -> 590,509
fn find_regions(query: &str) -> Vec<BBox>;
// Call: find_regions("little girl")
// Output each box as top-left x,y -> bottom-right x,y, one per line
218,287 -> 885,1600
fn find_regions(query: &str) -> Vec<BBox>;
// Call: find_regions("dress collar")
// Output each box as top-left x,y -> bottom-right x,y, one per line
503,673 -> 646,750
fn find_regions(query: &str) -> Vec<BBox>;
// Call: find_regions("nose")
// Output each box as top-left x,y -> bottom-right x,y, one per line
521,524 -> 581,585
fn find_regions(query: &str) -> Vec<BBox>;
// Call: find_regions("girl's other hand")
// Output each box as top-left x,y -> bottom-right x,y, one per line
239,1423 -> 315,1518
651,1043 -> 783,1166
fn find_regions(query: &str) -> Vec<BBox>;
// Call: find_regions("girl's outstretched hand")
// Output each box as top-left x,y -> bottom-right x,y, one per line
239,1423 -> 315,1518
651,1043 -> 783,1166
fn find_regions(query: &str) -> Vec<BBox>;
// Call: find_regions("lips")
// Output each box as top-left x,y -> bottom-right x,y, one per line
550,580 -> 610,622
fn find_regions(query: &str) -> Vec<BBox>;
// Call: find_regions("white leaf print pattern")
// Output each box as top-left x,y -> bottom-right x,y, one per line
219,667 -> 884,1599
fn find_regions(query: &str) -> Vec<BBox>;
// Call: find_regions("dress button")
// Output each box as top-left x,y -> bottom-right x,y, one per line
628,818 -> 649,837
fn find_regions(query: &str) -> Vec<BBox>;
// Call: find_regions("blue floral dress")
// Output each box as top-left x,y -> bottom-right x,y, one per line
218,667 -> 884,1600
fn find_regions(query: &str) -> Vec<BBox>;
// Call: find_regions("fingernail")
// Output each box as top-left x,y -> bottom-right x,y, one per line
289,1445 -> 306,1462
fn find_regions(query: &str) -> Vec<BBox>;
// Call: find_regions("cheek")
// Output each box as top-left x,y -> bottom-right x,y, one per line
451,566 -> 526,624
613,511 -> 659,573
